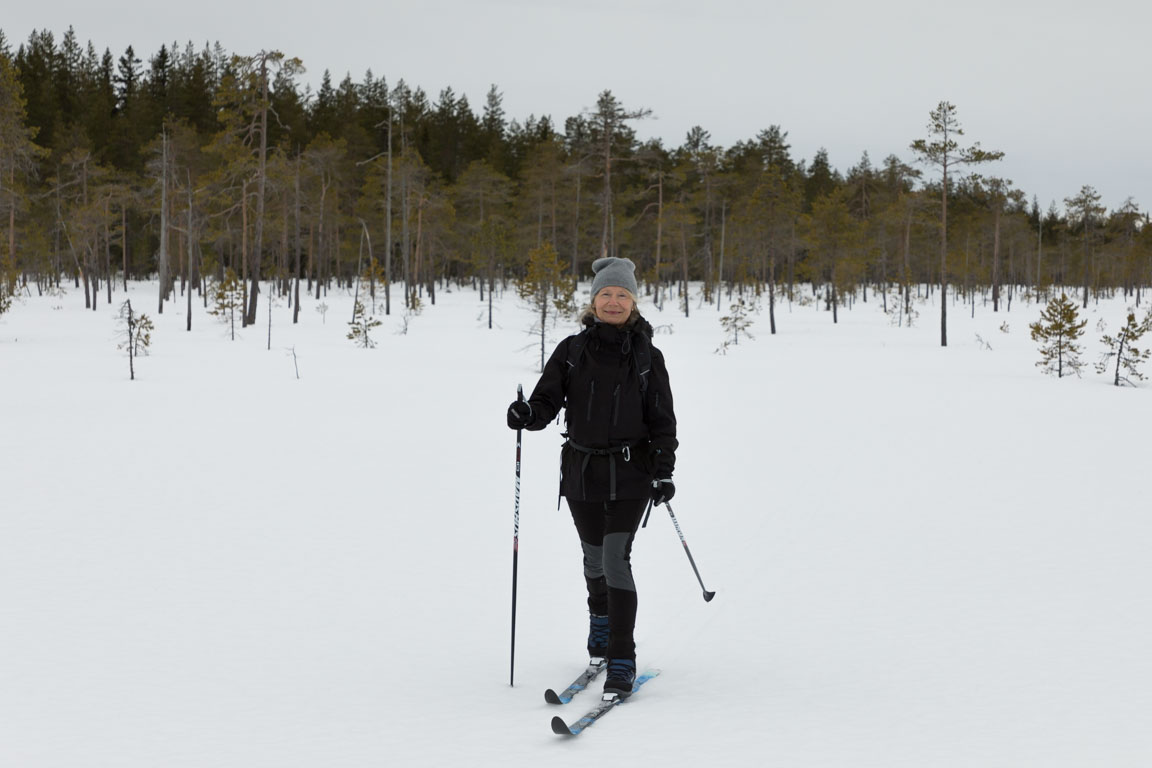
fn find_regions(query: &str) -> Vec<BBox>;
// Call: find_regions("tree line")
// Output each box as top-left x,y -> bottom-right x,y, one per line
2,27 -> 1150,346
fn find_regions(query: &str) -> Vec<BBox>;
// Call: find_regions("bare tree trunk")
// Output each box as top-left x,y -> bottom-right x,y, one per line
788,220 -> 797,303
280,196 -> 289,300
831,272 -> 839,324
246,55 -> 271,326
401,146 -> 410,307
413,201 -> 424,303
716,200 -> 725,312
680,225 -> 689,318
293,156 -> 302,324
359,219 -> 374,314
121,203 -> 128,290
601,128 -> 612,260
178,226 -> 186,296
550,176 -> 557,246
768,253 -> 777,334
940,160 -> 949,346
104,196 -> 112,304
1036,217 -> 1043,299
241,178 -> 248,323
186,179 -> 195,331
539,294 -> 547,372
315,182 -> 326,301
654,173 -> 663,307
126,298 -> 136,381
158,130 -> 168,314
571,170 -> 581,279
992,204 -> 1002,311
903,212 -> 912,321
7,167 -> 15,276
385,108 -> 393,315
1082,235 -> 1090,309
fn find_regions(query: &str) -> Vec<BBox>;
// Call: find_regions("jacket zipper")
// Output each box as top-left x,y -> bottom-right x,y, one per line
611,384 -> 621,426
586,380 -> 595,422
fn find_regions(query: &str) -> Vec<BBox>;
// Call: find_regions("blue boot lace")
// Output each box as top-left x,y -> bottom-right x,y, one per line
588,614 -> 610,657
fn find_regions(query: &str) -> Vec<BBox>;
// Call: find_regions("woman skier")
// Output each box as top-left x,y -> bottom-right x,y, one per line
506,256 -> 678,697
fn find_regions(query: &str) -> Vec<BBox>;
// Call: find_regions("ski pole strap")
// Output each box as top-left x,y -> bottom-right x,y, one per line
563,439 -> 633,502
641,498 -> 654,528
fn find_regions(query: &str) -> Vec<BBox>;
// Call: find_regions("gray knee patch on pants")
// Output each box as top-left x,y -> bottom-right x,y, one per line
602,532 -> 636,592
581,541 -> 603,580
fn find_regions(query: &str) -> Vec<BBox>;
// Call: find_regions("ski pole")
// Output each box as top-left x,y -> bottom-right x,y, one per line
663,501 -> 716,602
510,384 -> 524,686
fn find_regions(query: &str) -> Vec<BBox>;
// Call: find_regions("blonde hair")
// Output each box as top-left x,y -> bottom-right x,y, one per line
579,287 -> 640,326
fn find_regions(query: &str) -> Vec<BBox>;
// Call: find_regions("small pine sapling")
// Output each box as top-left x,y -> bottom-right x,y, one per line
347,299 -> 381,348
1029,293 -> 1086,378
1096,311 -> 1152,386
117,299 -> 154,380
209,268 -> 244,340
517,242 -> 575,371
716,297 -> 756,354
398,293 -> 423,336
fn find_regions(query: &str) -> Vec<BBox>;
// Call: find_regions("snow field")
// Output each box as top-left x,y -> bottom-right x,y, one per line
2,281 -> 1150,767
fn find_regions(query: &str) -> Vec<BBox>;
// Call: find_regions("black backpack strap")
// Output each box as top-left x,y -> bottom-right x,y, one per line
562,328 -> 592,421
632,333 -> 652,396
564,328 -> 592,387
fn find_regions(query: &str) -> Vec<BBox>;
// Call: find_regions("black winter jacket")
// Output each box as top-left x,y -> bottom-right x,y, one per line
524,315 -> 677,502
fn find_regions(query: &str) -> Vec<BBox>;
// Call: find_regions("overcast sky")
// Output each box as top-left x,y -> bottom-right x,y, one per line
8,0 -> 1151,212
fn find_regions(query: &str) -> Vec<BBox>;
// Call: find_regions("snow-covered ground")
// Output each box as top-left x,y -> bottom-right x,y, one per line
2,279 -> 1150,767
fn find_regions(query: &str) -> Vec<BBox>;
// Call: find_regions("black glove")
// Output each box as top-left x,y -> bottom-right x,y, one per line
507,400 -> 534,430
651,477 -> 675,506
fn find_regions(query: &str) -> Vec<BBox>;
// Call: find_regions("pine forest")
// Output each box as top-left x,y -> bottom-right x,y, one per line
2,28 -> 1150,347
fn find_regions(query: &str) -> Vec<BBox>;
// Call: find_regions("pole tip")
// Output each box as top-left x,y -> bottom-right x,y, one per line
703,591 -> 716,602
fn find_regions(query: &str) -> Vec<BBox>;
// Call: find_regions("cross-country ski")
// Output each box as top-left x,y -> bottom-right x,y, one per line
550,669 -> 660,736
544,658 -> 607,705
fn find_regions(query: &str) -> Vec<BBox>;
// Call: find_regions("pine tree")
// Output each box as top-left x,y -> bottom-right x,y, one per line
213,50 -> 303,325
516,241 -> 574,371
1064,185 -> 1106,309
805,189 -> 865,324
1096,311 -> 1151,386
1029,293 -> 1087,378
910,102 -> 1004,347
1,52 -> 48,276
586,90 -> 650,260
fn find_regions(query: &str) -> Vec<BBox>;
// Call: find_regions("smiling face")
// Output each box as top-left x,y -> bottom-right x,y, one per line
593,286 -> 635,326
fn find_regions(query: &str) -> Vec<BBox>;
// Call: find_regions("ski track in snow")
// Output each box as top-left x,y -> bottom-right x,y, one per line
2,283 -> 1151,767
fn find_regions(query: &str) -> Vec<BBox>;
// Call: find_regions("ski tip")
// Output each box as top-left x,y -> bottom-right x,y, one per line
551,716 -> 576,736
544,689 -> 566,705
637,667 -> 662,683
703,590 -> 716,602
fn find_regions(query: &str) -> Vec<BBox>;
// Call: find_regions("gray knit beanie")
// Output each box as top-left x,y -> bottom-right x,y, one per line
590,256 -> 638,297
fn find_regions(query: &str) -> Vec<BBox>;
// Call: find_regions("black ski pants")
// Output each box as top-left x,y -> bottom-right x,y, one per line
567,497 -> 648,661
